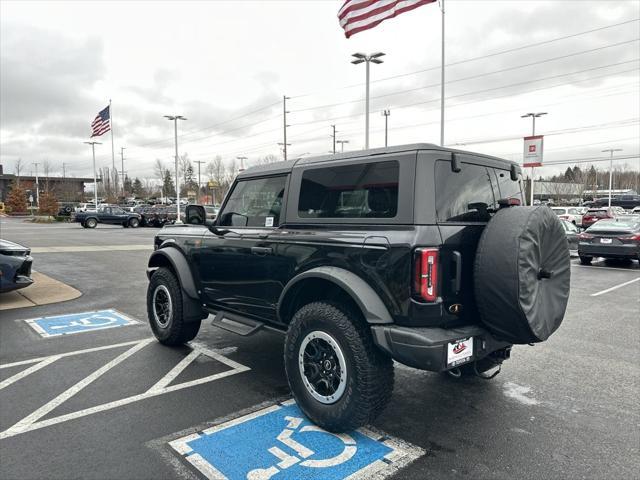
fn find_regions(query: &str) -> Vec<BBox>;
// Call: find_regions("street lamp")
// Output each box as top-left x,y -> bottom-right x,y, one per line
237,156 -> 247,172
521,112 -> 547,206
336,140 -> 349,153
164,115 -> 187,223
84,141 -> 101,210
352,52 -> 385,150
602,148 -> 623,207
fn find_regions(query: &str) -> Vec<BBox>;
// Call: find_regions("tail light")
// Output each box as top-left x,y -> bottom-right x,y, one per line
619,233 -> 640,243
578,232 -> 593,240
413,248 -> 439,302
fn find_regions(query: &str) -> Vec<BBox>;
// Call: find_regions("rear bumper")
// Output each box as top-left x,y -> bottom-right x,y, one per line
578,243 -> 640,259
371,324 -> 511,372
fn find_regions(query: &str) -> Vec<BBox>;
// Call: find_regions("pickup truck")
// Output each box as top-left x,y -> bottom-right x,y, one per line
74,205 -> 141,228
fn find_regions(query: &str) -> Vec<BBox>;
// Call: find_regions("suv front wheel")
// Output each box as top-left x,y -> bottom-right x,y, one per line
284,301 -> 394,432
147,267 -> 201,345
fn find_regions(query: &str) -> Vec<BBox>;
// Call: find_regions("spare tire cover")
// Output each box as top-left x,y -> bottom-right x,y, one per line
474,206 -> 570,344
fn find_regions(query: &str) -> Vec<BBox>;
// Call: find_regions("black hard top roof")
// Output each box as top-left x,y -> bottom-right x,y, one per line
236,143 -> 519,178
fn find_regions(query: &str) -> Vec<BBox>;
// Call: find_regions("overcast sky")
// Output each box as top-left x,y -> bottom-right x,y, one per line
1,0 -> 639,181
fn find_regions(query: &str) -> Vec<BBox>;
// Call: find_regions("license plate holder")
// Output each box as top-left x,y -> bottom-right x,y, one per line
447,337 -> 474,367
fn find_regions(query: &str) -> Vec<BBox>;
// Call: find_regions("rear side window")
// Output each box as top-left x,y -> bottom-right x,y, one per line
493,169 -> 523,204
435,161 -> 496,222
298,161 -> 399,219
218,175 -> 286,227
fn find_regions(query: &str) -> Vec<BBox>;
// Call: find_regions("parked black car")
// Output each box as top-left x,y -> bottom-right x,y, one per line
578,216 -> 640,264
73,205 -> 141,228
561,219 -> 579,253
0,239 -> 34,293
592,195 -> 640,210
145,144 -> 570,432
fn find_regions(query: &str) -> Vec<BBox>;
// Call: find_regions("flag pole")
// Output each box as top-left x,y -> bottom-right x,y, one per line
110,98 -> 116,196
439,0 -> 445,146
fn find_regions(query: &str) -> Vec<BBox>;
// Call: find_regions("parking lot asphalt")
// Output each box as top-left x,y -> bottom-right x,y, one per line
1,217 -> 639,480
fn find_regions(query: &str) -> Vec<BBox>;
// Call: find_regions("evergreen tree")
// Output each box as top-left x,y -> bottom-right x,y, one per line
124,175 -> 133,196
5,181 -> 28,214
162,169 -> 176,197
132,178 -> 144,197
563,167 -> 573,181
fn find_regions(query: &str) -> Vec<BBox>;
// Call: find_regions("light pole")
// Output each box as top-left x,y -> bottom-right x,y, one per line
277,142 -> 291,160
602,148 -> 622,207
381,109 -> 390,147
351,52 -> 385,150
164,115 -> 187,223
120,147 -> 126,199
32,162 -> 40,208
194,160 -> 205,204
337,140 -> 349,153
84,141 -> 101,209
330,125 -> 337,154
521,112 -> 547,205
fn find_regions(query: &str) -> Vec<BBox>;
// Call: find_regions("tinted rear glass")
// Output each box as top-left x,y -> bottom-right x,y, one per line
435,161 -> 498,222
298,161 -> 399,218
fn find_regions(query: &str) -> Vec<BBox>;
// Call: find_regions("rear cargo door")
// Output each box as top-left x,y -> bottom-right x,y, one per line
434,158 -> 522,323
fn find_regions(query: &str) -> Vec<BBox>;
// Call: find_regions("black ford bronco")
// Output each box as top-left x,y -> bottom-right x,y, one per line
146,144 -> 570,432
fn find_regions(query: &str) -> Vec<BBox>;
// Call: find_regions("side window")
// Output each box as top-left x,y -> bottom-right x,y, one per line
218,176 -> 286,227
435,161 -> 497,222
298,161 -> 399,219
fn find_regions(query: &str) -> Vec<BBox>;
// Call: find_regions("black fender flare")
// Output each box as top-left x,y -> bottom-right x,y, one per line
278,266 -> 393,324
147,247 -> 199,300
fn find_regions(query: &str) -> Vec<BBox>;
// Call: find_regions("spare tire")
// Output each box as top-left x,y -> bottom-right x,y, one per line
474,206 -> 570,344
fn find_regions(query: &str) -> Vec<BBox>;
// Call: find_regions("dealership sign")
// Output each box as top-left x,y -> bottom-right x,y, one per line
523,135 -> 544,168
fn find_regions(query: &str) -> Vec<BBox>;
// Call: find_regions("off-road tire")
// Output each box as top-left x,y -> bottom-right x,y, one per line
147,267 -> 201,345
85,218 -> 97,228
579,255 -> 593,265
284,301 -> 394,433
128,217 -> 140,228
81,222 -> 88,228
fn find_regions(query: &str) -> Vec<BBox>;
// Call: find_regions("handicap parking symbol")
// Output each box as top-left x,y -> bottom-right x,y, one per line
24,309 -> 137,337
170,401 -> 423,480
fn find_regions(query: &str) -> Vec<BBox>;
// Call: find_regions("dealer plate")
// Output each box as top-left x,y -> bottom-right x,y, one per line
447,337 -> 473,367
600,238 -> 612,244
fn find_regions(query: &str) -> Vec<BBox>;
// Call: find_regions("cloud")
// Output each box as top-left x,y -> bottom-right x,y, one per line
0,23 -> 105,129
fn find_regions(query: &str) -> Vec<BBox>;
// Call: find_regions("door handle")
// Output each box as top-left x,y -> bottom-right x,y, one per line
251,246 -> 273,256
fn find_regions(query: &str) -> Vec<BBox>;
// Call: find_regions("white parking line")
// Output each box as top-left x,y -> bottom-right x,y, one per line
0,356 -> 60,391
31,244 -> 152,253
0,339 -> 250,440
591,277 -> 640,297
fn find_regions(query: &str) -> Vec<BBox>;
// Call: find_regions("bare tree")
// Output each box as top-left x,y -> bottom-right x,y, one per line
256,154 -> 279,165
14,158 -> 23,185
42,159 -> 52,190
179,153 -> 191,184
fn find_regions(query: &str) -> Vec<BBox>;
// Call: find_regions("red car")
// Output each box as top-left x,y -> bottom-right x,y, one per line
581,208 -> 615,228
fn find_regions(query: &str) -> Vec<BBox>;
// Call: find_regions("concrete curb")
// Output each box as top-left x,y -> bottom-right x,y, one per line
0,272 -> 82,311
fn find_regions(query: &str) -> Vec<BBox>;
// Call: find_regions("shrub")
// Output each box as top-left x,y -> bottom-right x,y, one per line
38,190 -> 59,216
5,182 -> 28,214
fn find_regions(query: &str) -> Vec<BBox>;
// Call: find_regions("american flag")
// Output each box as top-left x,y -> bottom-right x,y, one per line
90,105 -> 110,137
338,0 -> 436,38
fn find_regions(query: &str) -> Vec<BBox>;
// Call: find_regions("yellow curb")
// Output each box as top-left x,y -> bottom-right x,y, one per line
0,272 -> 82,311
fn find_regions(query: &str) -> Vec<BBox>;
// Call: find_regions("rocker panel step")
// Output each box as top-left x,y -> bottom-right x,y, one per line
211,311 -> 264,336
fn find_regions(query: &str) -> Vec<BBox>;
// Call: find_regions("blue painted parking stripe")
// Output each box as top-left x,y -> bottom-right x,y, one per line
169,400 -> 423,480
23,309 -> 137,338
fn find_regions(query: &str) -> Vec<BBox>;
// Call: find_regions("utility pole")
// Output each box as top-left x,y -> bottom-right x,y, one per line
521,112 -> 547,205
120,147 -> 126,198
602,148 -> 623,207
337,140 -> 349,153
164,115 -> 187,223
283,96 -> 290,161
330,125 -> 337,154
382,109 -> 390,147
194,160 -> 205,204
83,142 -> 101,210
278,142 -> 291,160
237,156 -> 247,173
440,0 -> 445,146
351,52 -> 385,150
62,163 -> 68,180
32,162 -> 40,208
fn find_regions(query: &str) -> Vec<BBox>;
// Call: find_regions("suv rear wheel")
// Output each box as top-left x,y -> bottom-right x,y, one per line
147,267 -> 200,345
85,218 -> 97,228
284,301 -> 394,432
128,217 -> 140,228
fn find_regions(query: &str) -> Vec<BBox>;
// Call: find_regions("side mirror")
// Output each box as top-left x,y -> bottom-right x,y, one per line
185,205 -> 205,225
